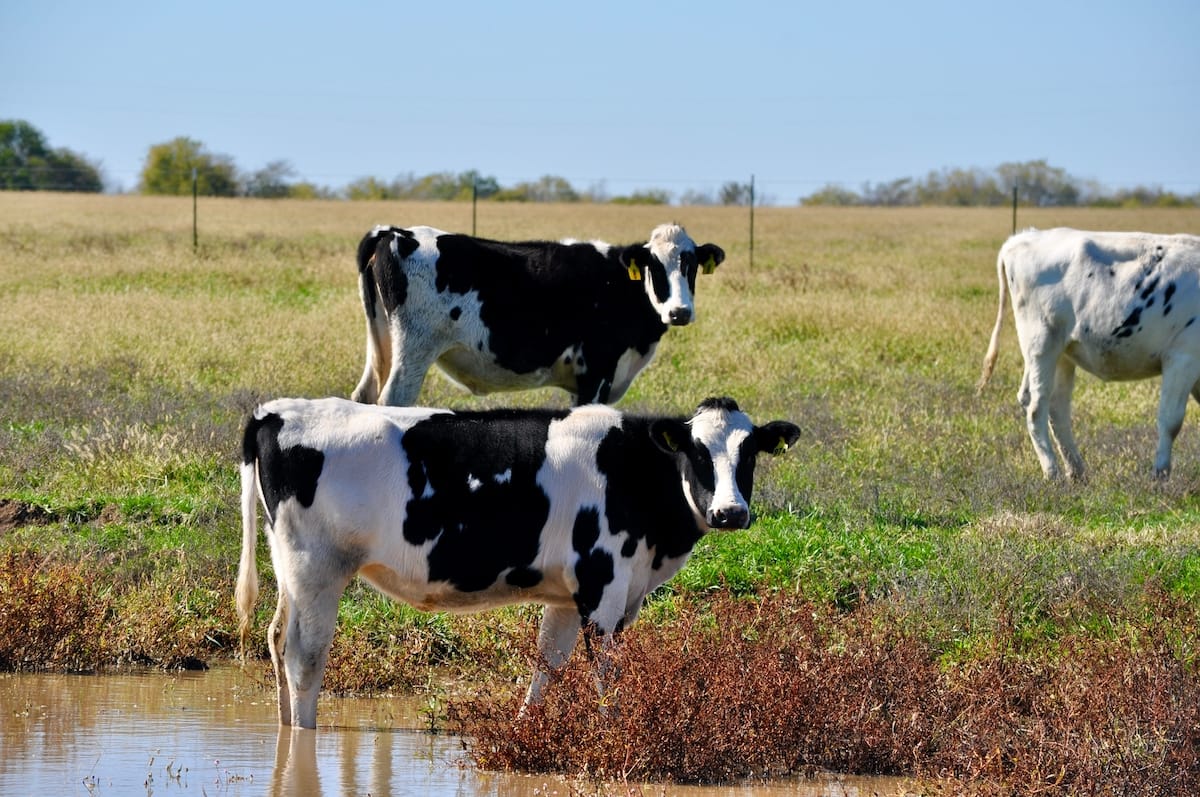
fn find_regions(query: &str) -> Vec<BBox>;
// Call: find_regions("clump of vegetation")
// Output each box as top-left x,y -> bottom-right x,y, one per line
451,590 -> 1200,795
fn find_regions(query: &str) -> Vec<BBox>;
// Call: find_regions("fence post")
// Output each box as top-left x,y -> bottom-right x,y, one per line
192,168 -> 198,252
749,174 -> 755,270
1012,184 -> 1018,235
472,178 -> 478,236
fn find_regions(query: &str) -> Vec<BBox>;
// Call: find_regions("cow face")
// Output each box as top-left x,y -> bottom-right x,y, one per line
621,224 -> 726,327
650,397 -> 800,530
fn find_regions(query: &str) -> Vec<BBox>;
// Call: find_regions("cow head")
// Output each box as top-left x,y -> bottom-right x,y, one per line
619,223 -> 725,326
650,397 -> 800,530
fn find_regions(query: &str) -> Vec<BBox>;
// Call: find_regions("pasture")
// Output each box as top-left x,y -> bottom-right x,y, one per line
2,194 -> 1199,791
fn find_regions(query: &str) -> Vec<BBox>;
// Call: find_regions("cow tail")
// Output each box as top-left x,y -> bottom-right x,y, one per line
977,248 -> 1009,393
234,450 -> 260,658
356,227 -> 387,322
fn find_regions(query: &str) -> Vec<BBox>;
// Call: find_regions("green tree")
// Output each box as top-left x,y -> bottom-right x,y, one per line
0,119 -> 102,192
244,159 -> 296,198
139,137 -> 238,196
494,175 -> 579,202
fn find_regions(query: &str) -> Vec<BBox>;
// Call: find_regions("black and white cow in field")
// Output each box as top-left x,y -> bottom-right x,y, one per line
978,227 -> 1200,480
235,396 -> 799,728
350,223 -> 726,407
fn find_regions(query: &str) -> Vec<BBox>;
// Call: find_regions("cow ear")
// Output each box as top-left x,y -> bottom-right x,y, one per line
619,244 -> 649,281
649,419 -> 690,454
696,244 -> 726,275
755,421 -> 800,455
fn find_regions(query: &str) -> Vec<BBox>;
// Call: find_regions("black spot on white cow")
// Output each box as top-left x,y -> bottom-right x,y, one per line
235,396 -> 800,728
978,227 -> 1200,479
350,223 -> 725,406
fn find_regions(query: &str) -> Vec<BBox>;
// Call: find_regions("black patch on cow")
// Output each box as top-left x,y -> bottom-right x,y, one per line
1113,306 -> 1144,339
595,416 -> 706,572
449,306 -> 462,321
571,507 -> 613,620
1140,276 -> 1161,302
620,536 -> 638,558
242,412 -> 325,522
400,409 -> 560,592
429,234 -> 671,405
357,227 -> 420,317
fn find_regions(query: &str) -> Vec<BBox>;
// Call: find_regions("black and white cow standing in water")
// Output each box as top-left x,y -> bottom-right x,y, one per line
350,223 -> 726,406
235,396 -> 800,728
978,227 -> 1200,479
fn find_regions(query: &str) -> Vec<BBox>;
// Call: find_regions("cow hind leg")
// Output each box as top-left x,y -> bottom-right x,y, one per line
280,581 -> 346,729
378,321 -> 440,407
1019,348 -> 1065,479
1048,359 -> 1085,480
1154,357 -> 1200,479
523,606 -> 582,709
268,589 -> 293,726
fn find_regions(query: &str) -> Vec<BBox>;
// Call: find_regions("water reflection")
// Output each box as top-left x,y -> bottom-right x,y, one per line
1,668 -> 911,796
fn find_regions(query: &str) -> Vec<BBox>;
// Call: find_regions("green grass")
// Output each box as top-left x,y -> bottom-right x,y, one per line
2,192 -> 1200,672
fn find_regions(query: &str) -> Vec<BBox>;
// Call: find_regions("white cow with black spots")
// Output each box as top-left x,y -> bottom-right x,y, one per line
979,227 -> 1200,479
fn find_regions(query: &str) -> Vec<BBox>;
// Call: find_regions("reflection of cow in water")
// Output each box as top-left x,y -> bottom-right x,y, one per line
351,223 -> 725,406
979,227 -> 1200,479
236,396 -> 800,728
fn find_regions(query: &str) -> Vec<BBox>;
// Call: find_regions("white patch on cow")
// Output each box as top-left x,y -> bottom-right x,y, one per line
494,469 -> 512,484
467,474 -> 483,492
644,222 -> 698,325
609,343 -> 658,403
687,404 -> 754,520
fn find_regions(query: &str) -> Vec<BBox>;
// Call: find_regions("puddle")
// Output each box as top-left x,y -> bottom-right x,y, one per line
1,667 -> 913,796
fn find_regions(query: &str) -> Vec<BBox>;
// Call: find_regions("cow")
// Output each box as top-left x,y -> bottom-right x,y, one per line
235,396 -> 800,728
349,223 -> 726,407
978,227 -> 1200,480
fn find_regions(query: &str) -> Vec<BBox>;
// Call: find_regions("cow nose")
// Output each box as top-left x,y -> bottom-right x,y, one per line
707,505 -> 749,530
668,307 -> 692,326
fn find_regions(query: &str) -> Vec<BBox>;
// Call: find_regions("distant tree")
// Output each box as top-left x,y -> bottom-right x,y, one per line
287,181 -> 336,200
494,174 -> 580,202
611,188 -> 671,205
862,177 -> 916,206
996,159 -> 1078,206
719,181 -> 752,206
139,137 -> 238,196
678,188 -> 717,206
244,159 -> 296,198
0,119 -> 102,192
346,176 -> 392,200
799,184 -> 861,206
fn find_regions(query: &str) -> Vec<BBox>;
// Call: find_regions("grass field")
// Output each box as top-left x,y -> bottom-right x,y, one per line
2,193 -> 1200,791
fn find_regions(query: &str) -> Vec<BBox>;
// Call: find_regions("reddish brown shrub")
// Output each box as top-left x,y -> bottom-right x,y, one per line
450,590 -> 1200,794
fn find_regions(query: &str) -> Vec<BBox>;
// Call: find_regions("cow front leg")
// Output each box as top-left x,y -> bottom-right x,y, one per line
1155,356 -> 1200,478
524,606 -> 582,708
1048,358 -> 1085,481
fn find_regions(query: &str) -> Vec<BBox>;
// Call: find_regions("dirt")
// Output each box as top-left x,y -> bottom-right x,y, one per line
0,499 -> 50,533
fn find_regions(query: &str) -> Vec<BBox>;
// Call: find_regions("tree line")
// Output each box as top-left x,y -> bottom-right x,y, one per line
2,119 -> 1196,208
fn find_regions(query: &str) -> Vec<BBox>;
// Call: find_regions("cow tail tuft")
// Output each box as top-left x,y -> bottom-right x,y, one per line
234,453 -> 260,659
977,249 -> 1010,394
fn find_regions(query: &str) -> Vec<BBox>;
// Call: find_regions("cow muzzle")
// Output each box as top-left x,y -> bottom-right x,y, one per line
668,306 -> 693,326
707,504 -> 750,530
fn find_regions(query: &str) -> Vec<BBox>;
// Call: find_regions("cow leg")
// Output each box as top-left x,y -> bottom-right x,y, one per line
378,320 -> 438,407
268,588 -> 293,726
281,580 -> 346,729
523,606 -> 582,707
1019,346 -> 1064,479
1154,356 -> 1200,478
1048,358 -> 1085,481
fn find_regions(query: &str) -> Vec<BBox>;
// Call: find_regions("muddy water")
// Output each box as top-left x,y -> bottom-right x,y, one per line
1,668 -> 911,796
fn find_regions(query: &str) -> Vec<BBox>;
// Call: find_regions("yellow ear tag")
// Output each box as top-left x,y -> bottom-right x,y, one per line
701,256 -> 717,275
627,260 -> 642,281
662,430 -> 679,451
773,438 -> 790,455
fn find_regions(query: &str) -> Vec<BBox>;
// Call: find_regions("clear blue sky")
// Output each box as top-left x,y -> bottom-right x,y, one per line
4,0 -> 1198,202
